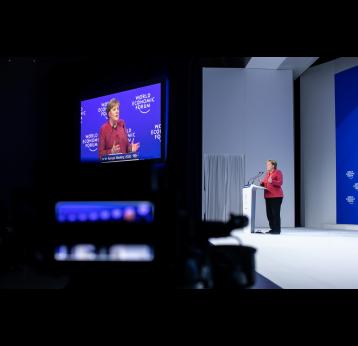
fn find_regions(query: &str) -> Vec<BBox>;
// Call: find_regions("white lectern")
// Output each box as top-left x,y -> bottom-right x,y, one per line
242,184 -> 266,233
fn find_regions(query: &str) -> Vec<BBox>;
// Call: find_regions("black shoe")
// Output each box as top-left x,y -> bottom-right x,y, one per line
269,230 -> 281,235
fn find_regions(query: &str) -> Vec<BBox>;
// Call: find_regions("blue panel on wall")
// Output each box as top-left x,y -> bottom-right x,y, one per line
335,66 -> 358,224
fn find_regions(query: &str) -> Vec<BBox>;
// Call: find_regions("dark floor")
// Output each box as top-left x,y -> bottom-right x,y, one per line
0,264 -> 281,289
0,265 -> 69,289
251,272 -> 281,289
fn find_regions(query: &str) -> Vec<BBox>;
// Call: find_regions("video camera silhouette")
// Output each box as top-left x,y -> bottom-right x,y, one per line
178,213 -> 257,288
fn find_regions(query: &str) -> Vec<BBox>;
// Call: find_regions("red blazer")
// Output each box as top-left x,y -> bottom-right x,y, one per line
98,119 -> 130,159
260,169 -> 284,198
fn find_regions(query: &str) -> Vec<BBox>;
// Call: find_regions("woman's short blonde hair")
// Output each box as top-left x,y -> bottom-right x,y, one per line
106,98 -> 120,116
267,160 -> 277,169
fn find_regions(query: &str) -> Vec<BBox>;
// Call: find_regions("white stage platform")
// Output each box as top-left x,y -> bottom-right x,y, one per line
210,227 -> 358,289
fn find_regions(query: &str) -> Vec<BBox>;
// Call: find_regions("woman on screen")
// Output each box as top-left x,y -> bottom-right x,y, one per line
98,98 -> 140,159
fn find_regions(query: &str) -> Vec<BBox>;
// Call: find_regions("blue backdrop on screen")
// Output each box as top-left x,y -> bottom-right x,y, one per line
335,66 -> 358,224
81,83 -> 161,162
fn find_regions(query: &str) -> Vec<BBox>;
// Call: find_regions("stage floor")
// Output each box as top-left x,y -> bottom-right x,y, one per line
210,227 -> 358,289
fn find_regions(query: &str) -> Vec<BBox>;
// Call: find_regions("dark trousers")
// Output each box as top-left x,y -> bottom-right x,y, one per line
265,197 -> 283,233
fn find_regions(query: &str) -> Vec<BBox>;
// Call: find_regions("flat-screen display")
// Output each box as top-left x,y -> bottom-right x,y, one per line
81,82 -> 165,163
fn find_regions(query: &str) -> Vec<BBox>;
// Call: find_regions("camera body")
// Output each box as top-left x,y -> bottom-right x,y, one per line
177,213 -> 256,288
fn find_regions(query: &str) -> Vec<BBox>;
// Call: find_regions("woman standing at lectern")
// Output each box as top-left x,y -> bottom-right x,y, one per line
258,160 -> 284,235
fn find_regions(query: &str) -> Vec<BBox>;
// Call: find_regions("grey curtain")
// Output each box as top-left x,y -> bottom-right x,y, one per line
203,154 -> 245,222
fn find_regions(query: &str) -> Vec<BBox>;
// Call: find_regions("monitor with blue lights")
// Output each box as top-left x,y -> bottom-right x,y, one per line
55,244 -> 154,262
55,201 -> 154,223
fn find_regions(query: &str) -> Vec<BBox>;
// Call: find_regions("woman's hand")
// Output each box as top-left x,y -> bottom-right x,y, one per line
111,141 -> 121,154
131,142 -> 140,152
